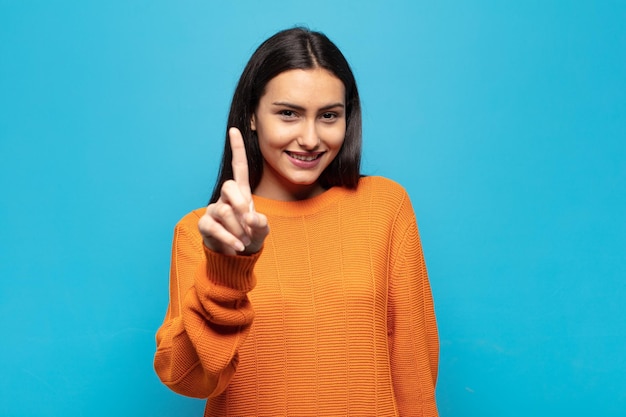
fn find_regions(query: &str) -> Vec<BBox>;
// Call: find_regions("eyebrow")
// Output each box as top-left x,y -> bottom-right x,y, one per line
271,101 -> 345,111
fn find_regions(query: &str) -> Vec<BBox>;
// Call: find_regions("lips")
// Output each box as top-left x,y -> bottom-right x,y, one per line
285,151 -> 326,168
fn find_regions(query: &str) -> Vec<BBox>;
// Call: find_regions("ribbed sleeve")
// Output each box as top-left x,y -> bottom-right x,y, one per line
387,193 -> 439,416
154,176 -> 439,416
154,212 -> 260,398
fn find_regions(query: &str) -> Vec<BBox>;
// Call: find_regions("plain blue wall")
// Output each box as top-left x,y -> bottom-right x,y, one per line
1,1 -> 625,416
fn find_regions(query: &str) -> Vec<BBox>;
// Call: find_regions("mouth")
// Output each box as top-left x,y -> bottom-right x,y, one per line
285,151 -> 325,162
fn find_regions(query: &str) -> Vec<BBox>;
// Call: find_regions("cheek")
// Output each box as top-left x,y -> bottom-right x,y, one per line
326,124 -> 347,150
258,121 -> 296,147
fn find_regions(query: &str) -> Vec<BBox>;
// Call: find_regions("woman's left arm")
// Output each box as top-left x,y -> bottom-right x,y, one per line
387,196 -> 439,417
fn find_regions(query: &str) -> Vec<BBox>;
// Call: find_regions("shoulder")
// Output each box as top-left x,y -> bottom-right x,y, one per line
359,175 -> 407,193
356,176 -> 417,229
356,176 -> 411,206
174,207 -> 206,234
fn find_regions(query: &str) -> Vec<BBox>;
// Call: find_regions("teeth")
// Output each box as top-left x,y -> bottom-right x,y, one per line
289,153 -> 319,161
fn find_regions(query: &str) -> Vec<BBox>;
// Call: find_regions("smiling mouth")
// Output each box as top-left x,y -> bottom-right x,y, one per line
285,151 -> 325,162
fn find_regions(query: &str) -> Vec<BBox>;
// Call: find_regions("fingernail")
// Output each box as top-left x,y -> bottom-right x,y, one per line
242,236 -> 251,246
235,241 -> 245,252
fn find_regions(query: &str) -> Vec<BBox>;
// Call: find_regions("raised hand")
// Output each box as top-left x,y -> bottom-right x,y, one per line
198,127 -> 269,255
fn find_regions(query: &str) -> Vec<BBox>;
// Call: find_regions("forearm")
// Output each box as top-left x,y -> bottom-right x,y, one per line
154,314 -> 217,398
154,280 -> 254,398
154,221 -> 259,398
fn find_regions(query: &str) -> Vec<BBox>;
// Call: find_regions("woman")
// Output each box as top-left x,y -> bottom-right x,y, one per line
154,27 -> 439,416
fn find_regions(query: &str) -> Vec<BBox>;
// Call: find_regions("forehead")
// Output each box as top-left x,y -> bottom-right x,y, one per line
261,68 -> 345,103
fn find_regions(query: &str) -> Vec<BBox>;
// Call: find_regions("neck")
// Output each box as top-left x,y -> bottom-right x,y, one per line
254,180 -> 326,201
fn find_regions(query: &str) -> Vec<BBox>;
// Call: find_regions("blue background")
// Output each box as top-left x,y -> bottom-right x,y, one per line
1,1 -> 625,416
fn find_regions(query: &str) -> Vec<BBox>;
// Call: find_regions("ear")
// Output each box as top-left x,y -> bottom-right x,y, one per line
250,114 -> 256,131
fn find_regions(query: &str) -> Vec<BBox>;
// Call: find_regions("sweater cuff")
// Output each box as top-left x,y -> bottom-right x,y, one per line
202,244 -> 261,292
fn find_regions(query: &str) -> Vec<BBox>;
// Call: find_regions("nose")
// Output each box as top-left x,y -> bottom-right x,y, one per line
296,120 -> 320,150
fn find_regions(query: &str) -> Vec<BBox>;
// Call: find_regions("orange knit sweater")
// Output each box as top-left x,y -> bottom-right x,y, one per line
154,176 -> 439,416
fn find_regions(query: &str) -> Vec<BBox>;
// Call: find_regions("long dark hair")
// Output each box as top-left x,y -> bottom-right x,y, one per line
209,27 -> 362,203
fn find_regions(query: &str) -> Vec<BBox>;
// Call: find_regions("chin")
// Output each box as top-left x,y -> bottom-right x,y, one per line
287,176 -> 321,186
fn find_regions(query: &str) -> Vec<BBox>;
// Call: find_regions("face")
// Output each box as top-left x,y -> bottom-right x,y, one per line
251,68 -> 346,201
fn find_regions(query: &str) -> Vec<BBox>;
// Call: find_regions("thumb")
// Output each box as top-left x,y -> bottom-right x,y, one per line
242,211 -> 270,253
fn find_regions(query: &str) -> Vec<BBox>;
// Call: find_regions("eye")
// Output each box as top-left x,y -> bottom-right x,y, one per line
321,112 -> 337,120
279,110 -> 296,118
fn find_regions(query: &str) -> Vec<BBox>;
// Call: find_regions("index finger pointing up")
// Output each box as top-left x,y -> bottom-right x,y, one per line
229,127 -> 252,200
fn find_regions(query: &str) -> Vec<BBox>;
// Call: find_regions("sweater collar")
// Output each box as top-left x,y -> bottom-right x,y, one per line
252,184 -> 355,217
